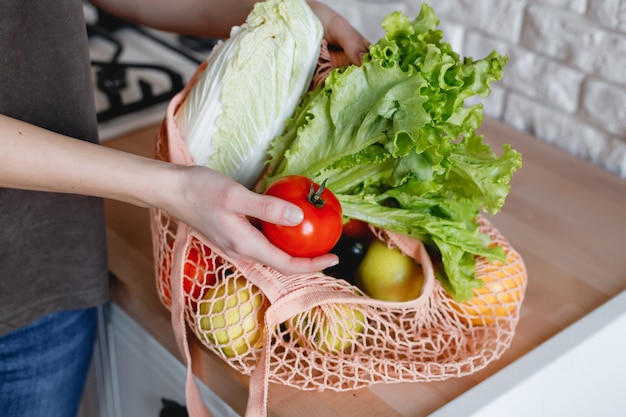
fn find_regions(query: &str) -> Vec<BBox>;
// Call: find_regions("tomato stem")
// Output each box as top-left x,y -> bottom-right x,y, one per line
308,179 -> 327,208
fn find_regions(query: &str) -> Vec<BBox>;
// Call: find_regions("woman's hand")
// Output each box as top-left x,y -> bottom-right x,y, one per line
307,1 -> 370,64
162,165 -> 339,276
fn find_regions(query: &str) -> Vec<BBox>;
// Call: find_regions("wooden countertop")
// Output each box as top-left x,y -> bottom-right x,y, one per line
103,117 -> 626,417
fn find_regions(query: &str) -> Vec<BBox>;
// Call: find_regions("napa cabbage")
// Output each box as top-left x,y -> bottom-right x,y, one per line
175,0 -> 323,188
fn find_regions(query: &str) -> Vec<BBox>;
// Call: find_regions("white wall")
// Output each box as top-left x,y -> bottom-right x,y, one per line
325,0 -> 626,178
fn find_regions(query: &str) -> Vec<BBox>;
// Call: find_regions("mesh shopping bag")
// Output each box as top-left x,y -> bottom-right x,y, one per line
150,43 -> 527,417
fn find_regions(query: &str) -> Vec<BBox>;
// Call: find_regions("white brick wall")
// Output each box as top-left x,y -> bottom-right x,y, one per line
324,0 -> 626,178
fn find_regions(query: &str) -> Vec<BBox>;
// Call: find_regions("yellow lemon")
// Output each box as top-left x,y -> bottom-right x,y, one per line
199,277 -> 266,357
355,240 -> 424,302
287,303 -> 366,354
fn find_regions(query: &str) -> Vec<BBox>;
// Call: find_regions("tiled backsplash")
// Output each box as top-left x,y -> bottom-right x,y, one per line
324,0 -> 626,178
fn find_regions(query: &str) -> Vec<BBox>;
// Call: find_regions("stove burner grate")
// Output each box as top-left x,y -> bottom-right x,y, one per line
87,7 -> 215,123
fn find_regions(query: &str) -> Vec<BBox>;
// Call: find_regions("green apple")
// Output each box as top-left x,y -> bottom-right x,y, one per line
198,277 -> 266,357
288,303 -> 365,354
355,240 -> 424,302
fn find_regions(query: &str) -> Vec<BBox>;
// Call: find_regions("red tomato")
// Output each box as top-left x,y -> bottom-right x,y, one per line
183,245 -> 218,309
161,240 -> 218,310
261,175 -> 343,257
342,218 -> 376,242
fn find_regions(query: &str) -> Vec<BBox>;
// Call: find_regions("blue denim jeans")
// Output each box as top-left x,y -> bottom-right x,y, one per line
0,307 -> 98,417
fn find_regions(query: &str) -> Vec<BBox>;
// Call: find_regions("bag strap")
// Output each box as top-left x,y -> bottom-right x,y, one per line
244,285 -> 378,417
166,61 -> 208,166
163,62 -> 219,416
246,330 -> 271,417
170,223 -> 214,417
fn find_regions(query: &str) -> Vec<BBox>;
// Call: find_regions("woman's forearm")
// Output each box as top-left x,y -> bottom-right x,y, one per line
0,114 -> 339,274
89,0 -> 259,39
0,114 -> 177,209
88,0 -> 369,64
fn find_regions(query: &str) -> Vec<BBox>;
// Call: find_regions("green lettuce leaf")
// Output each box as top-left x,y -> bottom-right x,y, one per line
264,4 -> 521,301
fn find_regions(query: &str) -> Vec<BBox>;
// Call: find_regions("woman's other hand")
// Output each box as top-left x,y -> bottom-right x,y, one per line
307,1 -> 370,65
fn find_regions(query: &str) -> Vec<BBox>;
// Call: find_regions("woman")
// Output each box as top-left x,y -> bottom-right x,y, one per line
0,1 -> 368,416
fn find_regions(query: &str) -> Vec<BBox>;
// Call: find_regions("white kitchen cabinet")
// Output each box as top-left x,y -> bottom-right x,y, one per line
79,303 -> 239,417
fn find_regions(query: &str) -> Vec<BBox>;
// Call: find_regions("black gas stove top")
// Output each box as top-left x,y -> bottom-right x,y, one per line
86,4 -> 218,127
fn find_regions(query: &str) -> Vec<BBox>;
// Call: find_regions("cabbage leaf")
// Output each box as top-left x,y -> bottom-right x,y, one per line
176,0 -> 323,188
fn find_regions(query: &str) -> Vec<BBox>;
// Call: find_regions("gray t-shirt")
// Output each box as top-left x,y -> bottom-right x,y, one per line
0,0 -> 109,335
